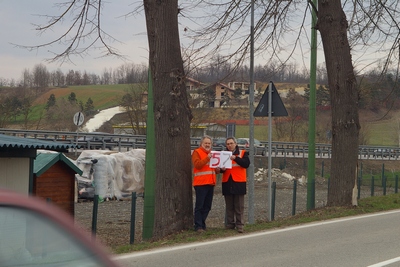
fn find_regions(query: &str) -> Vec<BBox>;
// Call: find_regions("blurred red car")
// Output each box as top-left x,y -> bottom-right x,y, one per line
0,188 -> 120,267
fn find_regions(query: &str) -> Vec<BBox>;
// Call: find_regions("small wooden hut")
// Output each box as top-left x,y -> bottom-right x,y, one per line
33,152 -> 82,215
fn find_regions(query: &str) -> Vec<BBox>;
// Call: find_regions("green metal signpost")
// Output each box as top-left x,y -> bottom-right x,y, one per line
307,0 -> 318,210
142,69 -> 156,239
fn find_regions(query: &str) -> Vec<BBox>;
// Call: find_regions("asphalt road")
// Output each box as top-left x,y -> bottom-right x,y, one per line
114,210 -> 400,267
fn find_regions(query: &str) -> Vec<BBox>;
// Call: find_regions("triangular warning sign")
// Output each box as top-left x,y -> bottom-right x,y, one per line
254,82 -> 288,117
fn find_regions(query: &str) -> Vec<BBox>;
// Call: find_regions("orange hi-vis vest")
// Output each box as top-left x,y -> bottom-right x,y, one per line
192,148 -> 216,186
222,150 -> 247,183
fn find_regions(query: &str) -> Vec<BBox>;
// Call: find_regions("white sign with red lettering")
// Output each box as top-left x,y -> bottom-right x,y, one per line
209,151 -> 232,169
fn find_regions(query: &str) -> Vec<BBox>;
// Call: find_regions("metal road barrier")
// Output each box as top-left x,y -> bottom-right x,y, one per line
0,128 -> 399,159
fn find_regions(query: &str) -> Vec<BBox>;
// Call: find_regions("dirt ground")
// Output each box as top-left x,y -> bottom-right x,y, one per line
73,157 -> 394,250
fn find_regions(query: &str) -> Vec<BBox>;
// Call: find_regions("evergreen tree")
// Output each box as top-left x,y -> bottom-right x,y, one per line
84,97 -> 94,115
68,92 -> 77,104
316,85 -> 330,106
45,94 -> 56,110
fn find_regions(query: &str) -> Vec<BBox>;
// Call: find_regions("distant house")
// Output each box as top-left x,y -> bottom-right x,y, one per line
202,82 -> 235,108
228,81 -> 258,96
132,78 -> 257,109
185,77 -> 206,91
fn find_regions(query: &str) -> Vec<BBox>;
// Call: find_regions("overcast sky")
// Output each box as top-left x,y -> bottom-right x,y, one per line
0,0 -> 150,81
1,1 -> 389,83
1,1 -> 324,83
0,1 -> 331,83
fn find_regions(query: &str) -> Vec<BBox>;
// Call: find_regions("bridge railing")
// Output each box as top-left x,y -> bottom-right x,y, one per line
0,128 -> 399,159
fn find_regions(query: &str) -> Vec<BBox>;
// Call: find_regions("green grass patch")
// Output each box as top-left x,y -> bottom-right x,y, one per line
367,120 -> 398,146
235,113 -> 400,145
48,84 -> 130,109
65,84 -> 136,109
10,104 -> 48,124
359,168 -> 400,188
235,125 -> 269,141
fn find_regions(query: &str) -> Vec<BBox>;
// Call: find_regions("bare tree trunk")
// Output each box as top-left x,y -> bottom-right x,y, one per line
317,0 -> 360,206
144,0 -> 193,239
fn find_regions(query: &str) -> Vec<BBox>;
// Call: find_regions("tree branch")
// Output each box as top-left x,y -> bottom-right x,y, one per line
12,0 -> 125,65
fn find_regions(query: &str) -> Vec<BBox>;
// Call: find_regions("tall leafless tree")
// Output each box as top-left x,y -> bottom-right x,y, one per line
316,1 -> 359,206
144,0 -> 193,238
119,85 -> 148,135
32,64 -> 50,93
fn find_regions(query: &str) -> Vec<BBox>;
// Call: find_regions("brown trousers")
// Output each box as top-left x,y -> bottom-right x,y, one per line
224,194 -> 245,229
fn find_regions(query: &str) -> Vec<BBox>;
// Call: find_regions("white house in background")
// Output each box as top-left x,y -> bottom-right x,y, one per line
186,77 -> 206,91
228,81 -> 258,97
201,82 -> 235,108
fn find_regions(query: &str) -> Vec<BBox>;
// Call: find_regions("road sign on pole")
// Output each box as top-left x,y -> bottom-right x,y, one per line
226,123 -> 236,138
254,81 -> 288,221
73,112 -> 84,157
73,112 -> 85,126
254,82 -> 288,117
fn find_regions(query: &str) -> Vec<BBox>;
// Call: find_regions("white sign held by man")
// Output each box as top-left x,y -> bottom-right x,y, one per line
209,151 -> 232,169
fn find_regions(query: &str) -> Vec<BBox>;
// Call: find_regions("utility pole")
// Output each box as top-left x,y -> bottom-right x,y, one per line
248,0 -> 255,224
307,0 -> 318,210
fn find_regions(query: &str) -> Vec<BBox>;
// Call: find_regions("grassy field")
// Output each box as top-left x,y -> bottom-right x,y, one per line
236,123 -> 399,147
366,119 -> 399,146
33,84 -> 136,109
235,125 -> 269,141
13,84 -> 145,123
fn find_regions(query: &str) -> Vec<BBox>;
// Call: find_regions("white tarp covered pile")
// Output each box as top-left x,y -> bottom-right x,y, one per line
74,149 -> 145,200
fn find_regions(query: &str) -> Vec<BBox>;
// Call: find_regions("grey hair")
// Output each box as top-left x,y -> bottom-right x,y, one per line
201,135 -> 213,143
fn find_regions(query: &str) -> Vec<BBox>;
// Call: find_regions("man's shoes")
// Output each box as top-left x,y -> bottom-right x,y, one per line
237,227 -> 244,233
195,228 -> 205,233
